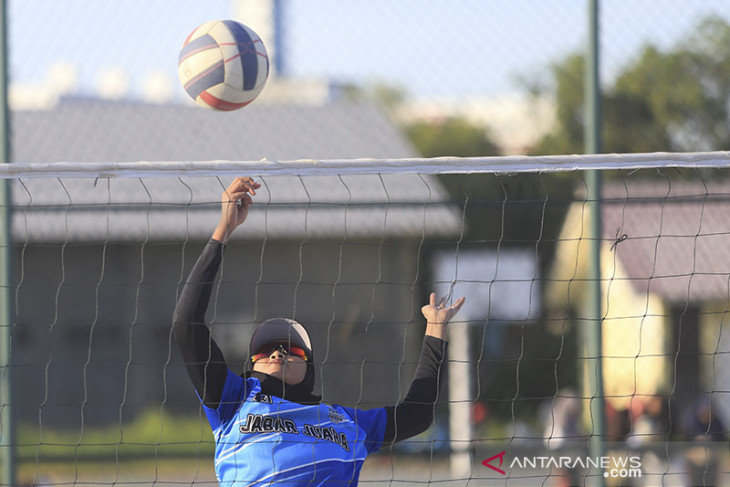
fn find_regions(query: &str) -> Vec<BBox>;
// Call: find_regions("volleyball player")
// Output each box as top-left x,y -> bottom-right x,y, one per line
173,177 -> 465,485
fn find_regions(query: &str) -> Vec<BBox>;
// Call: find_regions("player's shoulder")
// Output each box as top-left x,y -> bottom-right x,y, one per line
325,403 -> 351,418
219,368 -> 258,401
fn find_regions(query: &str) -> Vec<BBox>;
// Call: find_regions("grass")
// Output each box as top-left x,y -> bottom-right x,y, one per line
17,408 -> 215,461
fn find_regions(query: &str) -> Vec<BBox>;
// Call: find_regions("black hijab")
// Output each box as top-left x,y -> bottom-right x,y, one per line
243,352 -> 321,405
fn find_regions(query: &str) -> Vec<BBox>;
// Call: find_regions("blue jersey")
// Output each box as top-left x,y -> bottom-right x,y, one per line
202,368 -> 387,486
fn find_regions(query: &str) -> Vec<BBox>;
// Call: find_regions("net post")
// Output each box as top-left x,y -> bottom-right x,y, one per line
0,0 -> 14,484
448,318 -> 473,478
585,0 -> 606,484
0,190 -> 11,487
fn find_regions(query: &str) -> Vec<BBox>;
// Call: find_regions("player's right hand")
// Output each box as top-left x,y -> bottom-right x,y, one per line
213,176 -> 261,243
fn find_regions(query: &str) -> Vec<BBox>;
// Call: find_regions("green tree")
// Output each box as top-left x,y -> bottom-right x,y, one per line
615,16 -> 730,151
404,117 -> 500,158
532,53 -> 585,155
533,15 -> 730,155
404,116 -> 573,268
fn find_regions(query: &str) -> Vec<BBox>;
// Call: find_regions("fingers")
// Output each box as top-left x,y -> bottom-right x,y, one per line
430,293 -> 465,311
223,177 -> 261,202
237,193 -> 253,209
427,293 -> 466,314
452,296 -> 466,311
235,176 -> 261,195
213,177 -> 261,243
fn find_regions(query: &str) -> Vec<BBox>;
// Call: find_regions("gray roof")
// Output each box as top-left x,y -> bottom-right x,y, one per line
9,100 -> 462,242
12,99 -> 416,162
600,179 -> 730,303
12,175 -> 461,242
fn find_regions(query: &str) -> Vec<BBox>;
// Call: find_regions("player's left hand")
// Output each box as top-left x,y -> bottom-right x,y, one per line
421,292 -> 465,326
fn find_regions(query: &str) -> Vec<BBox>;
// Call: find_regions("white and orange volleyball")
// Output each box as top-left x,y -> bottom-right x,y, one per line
178,20 -> 269,111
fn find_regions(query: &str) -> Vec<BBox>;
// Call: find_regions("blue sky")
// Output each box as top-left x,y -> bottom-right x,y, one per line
8,0 -> 729,102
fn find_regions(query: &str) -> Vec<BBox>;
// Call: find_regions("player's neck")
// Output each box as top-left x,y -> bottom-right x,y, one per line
247,371 -> 321,405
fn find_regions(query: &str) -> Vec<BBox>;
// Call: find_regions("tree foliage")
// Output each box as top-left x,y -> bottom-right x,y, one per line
534,15 -> 730,155
404,117 -> 500,158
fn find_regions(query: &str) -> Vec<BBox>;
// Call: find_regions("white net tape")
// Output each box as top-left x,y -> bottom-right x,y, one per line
1,151 -> 730,178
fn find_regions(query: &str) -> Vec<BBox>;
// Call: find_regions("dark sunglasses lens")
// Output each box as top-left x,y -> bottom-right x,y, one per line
252,343 -> 308,363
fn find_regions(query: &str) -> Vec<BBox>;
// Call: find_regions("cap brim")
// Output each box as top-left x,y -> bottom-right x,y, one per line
250,318 -> 312,357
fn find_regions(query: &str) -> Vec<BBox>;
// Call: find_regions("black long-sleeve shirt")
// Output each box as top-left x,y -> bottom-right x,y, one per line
172,239 -> 447,444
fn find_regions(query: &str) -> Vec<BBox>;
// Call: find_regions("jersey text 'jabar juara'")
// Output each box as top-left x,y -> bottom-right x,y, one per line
239,413 -> 351,451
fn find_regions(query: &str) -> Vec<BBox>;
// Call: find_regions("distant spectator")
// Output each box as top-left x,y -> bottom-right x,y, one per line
627,395 -> 669,447
544,388 -> 581,449
681,396 -> 726,486
543,388 -> 582,486
627,395 -> 670,486
683,396 -> 725,441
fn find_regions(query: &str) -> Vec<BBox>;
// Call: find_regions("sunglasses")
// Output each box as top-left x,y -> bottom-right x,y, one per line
251,343 -> 309,363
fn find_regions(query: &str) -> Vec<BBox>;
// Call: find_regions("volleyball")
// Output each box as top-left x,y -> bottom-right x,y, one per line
178,20 -> 269,111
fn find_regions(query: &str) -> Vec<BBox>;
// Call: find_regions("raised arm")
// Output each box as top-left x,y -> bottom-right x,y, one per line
172,177 -> 261,409
382,293 -> 465,444
212,176 -> 260,244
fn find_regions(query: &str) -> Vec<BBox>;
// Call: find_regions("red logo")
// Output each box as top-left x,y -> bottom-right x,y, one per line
482,451 -> 506,475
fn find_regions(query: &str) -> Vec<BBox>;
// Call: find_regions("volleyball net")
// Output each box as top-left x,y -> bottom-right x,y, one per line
1,152 -> 729,485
